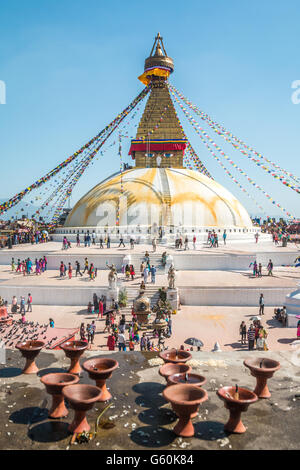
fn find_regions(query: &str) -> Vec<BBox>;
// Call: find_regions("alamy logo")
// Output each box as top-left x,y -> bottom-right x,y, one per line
0,340 -> 6,364
0,80 -> 6,104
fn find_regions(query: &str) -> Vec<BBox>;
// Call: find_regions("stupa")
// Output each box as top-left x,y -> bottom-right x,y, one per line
63,34 -> 255,242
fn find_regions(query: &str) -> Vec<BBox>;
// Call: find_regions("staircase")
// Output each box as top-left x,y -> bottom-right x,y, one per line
123,252 -> 165,273
159,168 -> 172,227
119,284 -> 161,317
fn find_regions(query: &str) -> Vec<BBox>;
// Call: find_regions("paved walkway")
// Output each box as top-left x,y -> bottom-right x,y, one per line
0,265 -> 299,288
2,239 -> 300,255
8,304 -> 297,353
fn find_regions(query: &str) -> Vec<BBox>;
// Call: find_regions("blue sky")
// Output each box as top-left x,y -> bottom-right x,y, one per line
0,0 -> 300,219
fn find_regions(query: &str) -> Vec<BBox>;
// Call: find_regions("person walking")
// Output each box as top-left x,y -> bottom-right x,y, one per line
143,265 -> 149,284
59,261 -> 65,278
184,236 -> 189,250
83,258 -> 89,274
68,263 -> 72,280
103,314 -> 111,333
259,294 -> 265,315
258,263 -> 262,277
267,259 -> 273,276
240,321 -> 247,345
106,235 -> 111,248
99,236 -> 104,249
150,265 -> 156,284
130,264 -> 135,280
89,321 -> 96,344
98,299 -> 104,319
27,293 -> 33,313
255,232 -> 259,243
75,261 -> 82,277
86,233 -> 91,247
140,334 -> 146,351
256,334 -> 268,351
20,296 -> 26,315
76,233 -> 80,247
215,233 -> 219,248
118,332 -> 126,351
193,235 -> 196,250
223,230 -> 227,245
119,314 -> 126,334
118,236 -> 125,248
107,333 -> 115,351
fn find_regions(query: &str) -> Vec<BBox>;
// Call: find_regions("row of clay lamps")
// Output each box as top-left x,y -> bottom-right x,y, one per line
16,340 -> 119,434
159,348 -> 281,436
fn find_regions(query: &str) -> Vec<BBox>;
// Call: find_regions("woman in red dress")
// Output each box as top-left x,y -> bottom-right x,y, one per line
107,333 -> 115,351
130,264 -> 135,280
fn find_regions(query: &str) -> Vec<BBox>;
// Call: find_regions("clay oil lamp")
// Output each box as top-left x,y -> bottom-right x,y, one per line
217,385 -> 258,433
159,363 -> 192,384
159,348 -> 192,364
62,384 -> 102,433
16,340 -> 45,374
60,340 -> 88,375
167,372 -> 206,418
163,383 -> 208,437
40,372 -> 80,419
167,372 -> 206,387
243,357 -> 281,399
82,357 -> 118,401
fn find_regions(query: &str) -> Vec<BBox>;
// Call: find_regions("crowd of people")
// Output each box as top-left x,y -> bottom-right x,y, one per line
59,258 -> 98,280
250,259 -> 274,277
239,319 -> 269,351
12,256 -> 48,275
82,289 -> 174,352
1,227 -> 50,249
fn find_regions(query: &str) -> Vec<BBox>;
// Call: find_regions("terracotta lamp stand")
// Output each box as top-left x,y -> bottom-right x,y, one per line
243,357 -> 281,399
163,383 -> 208,437
159,363 -> 191,384
16,340 -> 45,374
62,384 -> 102,433
217,386 -> 258,434
83,357 -> 119,401
61,340 -> 88,375
41,372 -> 80,419
159,348 -> 192,364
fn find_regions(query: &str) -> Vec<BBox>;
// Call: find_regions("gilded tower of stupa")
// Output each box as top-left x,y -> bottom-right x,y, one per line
129,33 -> 187,169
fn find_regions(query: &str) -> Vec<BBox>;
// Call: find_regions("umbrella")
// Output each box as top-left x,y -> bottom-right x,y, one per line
184,337 -> 204,348
250,316 -> 261,321
103,309 -> 114,316
296,315 -> 300,319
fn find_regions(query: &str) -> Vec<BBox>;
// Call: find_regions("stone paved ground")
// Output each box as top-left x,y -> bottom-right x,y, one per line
5,305 -> 297,353
2,239 -> 300,255
0,350 -> 299,450
0,264 -> 299,288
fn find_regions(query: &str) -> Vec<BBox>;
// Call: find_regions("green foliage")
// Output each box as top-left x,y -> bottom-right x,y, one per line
118,288 -> 128,307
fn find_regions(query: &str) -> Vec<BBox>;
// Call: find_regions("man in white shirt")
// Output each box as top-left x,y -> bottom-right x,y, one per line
118,332 -> 126,351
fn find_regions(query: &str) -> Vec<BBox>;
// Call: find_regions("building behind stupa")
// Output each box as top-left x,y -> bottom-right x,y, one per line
62,34 -> 255,242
